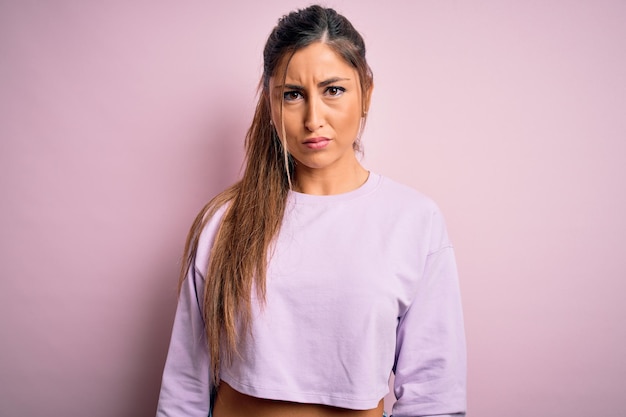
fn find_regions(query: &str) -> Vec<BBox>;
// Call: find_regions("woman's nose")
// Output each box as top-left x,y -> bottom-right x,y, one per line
304,100 -> 324,132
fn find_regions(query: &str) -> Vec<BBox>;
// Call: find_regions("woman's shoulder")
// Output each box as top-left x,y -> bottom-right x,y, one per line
192,199 -> 231,273
372,174 -> 452,247
373,173 -> 441,214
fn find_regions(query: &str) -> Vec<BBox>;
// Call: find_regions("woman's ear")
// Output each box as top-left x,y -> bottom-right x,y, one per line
363,81 -> 374,116
263,89 -> 276,126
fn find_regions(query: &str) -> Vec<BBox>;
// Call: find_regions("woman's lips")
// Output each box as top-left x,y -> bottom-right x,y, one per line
303,137 -> 331,149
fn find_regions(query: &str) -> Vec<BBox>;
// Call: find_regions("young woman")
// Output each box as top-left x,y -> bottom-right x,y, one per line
156,5 -> 466,417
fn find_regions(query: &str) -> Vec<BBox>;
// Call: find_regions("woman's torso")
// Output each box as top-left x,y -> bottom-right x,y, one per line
214,175 -> 432,408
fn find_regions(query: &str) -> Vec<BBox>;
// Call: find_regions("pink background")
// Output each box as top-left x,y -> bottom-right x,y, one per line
1,1 -> 625,416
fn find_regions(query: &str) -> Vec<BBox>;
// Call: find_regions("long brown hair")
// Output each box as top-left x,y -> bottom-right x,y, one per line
179,5 -> 374,384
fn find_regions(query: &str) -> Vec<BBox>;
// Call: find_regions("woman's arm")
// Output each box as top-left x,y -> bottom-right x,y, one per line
156,265 -> 212,417
392,244 -> 467,417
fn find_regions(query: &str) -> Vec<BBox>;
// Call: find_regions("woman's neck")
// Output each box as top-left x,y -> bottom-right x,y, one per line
293,162 -> 369,196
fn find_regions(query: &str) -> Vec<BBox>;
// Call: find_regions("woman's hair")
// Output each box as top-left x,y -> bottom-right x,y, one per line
179,4 -> 373,384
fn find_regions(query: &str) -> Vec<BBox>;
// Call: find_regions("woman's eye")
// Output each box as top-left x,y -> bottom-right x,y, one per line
283,91 -> 302,101
326,86 -> 346,97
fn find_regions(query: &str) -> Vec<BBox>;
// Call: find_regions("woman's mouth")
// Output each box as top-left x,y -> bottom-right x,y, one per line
303,137 -> 331,149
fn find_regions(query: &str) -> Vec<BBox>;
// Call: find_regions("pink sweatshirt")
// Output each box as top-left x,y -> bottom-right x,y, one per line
156,173 -> 466,417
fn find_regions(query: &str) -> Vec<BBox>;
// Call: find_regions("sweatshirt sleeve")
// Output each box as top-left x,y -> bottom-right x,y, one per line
392,228 -> 467,416
156,264 -> 212,417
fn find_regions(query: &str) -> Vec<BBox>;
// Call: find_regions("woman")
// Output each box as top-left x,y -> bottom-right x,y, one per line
156,5 -> 466,417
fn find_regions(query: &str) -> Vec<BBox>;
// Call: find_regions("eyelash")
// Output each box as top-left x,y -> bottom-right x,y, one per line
325,86 -> 346,97
283,86 -> 346,101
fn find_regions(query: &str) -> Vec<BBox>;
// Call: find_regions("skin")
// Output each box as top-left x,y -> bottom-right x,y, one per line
269,42 -> 373,195
212,43 -> 383,417
213,382 -> 385,417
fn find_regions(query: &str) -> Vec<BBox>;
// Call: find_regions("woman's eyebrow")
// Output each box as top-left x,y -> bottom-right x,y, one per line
274,77 -> 351,90
318,77 -> 350,87
277,84 -> 305,91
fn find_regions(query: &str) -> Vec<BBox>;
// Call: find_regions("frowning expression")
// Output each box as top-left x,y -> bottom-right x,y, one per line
269,42 -> 370,175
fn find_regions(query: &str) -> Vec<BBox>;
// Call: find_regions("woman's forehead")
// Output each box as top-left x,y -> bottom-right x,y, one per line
271,43 -> 357,86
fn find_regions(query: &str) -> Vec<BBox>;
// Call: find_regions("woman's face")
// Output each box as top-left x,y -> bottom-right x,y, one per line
269,42 -> 370,175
